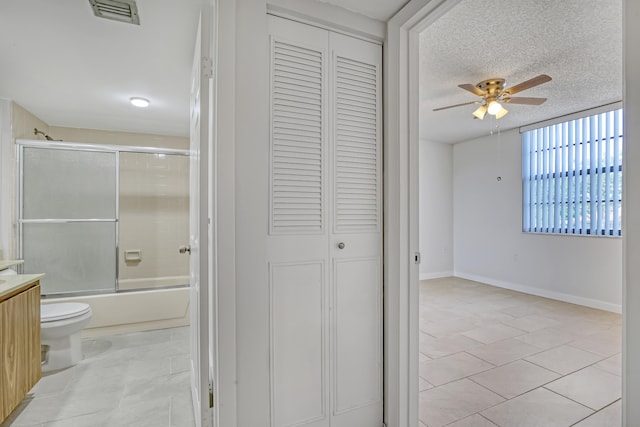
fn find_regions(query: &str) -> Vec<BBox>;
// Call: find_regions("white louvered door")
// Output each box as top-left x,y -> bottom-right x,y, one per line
329,31 -> 382,427
268,16 -> 381,427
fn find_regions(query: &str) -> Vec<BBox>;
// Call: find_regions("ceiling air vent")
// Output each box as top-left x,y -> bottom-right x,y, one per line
89,0 -> 140,25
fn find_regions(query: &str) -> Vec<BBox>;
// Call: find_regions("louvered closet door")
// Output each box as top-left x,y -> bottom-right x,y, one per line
267,15 -> 382,427
268,16 -> 331,427
329,32 -> 382,427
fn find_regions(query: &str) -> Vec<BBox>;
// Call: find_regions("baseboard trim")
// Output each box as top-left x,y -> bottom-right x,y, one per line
419,271 -> 453,280
453,271 -> 622,314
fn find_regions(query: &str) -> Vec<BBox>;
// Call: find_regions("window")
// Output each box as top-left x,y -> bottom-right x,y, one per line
522,108 -> 622,236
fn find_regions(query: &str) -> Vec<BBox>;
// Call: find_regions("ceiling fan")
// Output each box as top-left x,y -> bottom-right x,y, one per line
433,74 -> 552,120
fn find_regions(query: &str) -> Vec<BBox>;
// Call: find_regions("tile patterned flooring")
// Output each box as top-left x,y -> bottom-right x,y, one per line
1,327 -> 194,427
419,277 -> 622,427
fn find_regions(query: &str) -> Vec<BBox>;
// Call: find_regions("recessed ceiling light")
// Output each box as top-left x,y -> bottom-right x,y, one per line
130,97 -> 150,108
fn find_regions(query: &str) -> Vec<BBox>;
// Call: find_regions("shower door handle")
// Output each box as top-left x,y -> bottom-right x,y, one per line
179,245 -> 191,255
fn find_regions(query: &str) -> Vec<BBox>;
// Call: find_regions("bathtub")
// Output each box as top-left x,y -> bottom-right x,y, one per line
42,287 -> 190,337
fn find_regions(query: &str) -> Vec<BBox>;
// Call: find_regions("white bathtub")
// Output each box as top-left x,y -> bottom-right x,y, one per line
41,287 -> 190,337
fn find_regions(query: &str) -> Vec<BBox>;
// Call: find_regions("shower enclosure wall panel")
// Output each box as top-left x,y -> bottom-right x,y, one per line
20,147 -> 117,294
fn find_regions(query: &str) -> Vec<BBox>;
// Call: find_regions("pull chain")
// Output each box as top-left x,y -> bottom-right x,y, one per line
490,124 -> 502,181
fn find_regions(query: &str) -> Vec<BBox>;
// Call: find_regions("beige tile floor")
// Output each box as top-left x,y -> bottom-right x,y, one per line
1,327 -> 194,427
419,277 -> 622,427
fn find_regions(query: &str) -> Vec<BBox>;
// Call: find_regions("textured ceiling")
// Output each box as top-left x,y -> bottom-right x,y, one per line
420,0 -> 623,144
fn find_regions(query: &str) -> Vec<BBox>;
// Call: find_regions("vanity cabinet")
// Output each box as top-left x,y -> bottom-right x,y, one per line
0,280 -> 41,423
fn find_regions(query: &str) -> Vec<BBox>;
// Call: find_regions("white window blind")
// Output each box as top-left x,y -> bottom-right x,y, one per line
522,108 -> 622,236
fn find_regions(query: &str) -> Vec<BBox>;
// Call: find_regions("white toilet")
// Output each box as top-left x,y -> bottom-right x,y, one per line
41,302 -> 93,372
0,267 -> 93,371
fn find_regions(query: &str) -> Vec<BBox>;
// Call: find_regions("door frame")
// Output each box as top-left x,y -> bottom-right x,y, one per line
191,2 -> 219,426
387,1 -> 639,426
383,2 -> 462,425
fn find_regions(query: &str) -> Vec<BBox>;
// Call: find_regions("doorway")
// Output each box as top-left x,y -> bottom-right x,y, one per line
415,0 -> 623,424
384,0 -> 632,425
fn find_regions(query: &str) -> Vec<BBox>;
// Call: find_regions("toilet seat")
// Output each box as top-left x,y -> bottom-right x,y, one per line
41,303 -> 91,322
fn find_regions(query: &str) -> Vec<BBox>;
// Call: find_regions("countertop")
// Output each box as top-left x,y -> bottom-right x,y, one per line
0,260 -> 24,271
0,274 -> 44,303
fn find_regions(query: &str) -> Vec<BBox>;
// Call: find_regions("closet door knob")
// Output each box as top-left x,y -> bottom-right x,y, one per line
337,242 -> 345,249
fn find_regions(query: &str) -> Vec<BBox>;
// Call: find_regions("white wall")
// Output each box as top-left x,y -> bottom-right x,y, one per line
452,128 -> 622,312
419,139 -> 453,279
624,0 -> 640,421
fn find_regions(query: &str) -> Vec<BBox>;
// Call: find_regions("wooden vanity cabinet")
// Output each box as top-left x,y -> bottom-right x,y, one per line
0,281 -> 41,423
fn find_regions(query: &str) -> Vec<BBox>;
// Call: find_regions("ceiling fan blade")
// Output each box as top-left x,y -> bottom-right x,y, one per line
503,74 -> 552,96
433,100 -> 480,111
502,97 -> 547,105
472,105 -> 487,120
458,83 -> 486,97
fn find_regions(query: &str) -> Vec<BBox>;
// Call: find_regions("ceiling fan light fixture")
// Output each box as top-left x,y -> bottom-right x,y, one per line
433,74 -> 551,121
495,105 -> 509,119
472,105 -> 487,120
487,100 -> 502,115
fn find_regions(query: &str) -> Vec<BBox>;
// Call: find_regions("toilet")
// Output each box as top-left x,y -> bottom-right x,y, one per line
41,302 -> 93,372
0,267 -> 93,371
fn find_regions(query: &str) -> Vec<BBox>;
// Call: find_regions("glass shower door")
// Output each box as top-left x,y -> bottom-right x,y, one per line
20,146 -> 117,295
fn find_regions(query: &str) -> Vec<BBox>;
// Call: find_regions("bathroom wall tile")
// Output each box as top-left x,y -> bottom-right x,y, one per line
119,152 -> 189,288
